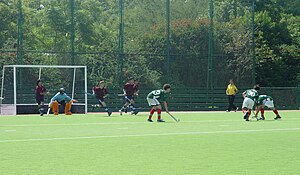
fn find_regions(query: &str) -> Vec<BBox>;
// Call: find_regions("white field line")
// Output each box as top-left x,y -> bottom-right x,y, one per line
1,118 -> 300,127
0,128 -> 300,143
0,120 -> 275,127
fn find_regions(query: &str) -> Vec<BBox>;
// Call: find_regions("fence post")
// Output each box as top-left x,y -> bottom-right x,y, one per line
166,0 -> 171,82
17,0 -> 23,89
206,0 -> 214,107
251,0 -> 256,85
17,0 -> 23,65
296,86 -> 300,110
118,0 -> 124,85
70,0 -> 75,65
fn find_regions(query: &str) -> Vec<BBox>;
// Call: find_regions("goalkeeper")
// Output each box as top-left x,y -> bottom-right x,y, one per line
48,88 -> 78,115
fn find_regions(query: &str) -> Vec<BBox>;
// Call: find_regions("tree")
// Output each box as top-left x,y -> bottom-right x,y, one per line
254,0 -> 300,86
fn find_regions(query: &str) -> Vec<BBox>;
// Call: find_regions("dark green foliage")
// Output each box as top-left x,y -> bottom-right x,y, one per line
254,0 -> 300,86
0,0 -> 299,88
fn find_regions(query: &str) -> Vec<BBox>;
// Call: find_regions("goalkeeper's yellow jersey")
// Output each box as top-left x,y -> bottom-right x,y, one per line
226,84 -> 238,95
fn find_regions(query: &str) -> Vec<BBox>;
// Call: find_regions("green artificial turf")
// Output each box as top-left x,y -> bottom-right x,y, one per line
0,111 -> 299,175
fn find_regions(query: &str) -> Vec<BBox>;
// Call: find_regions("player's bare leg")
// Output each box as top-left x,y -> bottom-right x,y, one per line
38,101 -> 45,116
100,101 -> 112,116
129,99 -> 138,115
119,102 -> 130,115
242,107 -> 251,121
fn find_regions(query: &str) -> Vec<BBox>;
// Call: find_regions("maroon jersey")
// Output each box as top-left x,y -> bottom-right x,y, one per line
36,85 -> 46,99
123,83 -> 135,96
93,86 -> 109,100
133,84 -> 139,93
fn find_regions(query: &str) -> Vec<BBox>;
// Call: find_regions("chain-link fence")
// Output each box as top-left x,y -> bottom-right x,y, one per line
1,0 -> 255,88
3,1 -> 298,111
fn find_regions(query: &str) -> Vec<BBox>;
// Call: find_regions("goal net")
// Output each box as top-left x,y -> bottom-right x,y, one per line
0,65 -> 87,115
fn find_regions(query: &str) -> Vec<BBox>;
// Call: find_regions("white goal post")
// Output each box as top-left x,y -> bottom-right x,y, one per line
0,65 -> 88,115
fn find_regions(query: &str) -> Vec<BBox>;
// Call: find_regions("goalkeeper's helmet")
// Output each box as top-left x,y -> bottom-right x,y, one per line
59,88 -> 65,94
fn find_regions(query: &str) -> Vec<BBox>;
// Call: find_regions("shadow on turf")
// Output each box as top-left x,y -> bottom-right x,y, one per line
249,119 -> 282,122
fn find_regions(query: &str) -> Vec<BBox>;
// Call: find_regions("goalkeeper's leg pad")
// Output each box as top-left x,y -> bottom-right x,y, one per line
52,101 -> 59,115
65,101 -> 72,115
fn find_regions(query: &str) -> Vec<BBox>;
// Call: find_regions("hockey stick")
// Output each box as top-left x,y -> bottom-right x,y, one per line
118,94 -> 139,97
85,91 -> 93,96
117,94 -> 125,97
167,112 -> 180,122
47,107 -> 51,115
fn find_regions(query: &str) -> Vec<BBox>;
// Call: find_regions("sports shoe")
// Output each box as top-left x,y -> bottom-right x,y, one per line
131,110 -> 139,115
274,116 -> 282,120
147,119 -> 153,122
119,109 -> 123,116
257,116 -> 263,120
107,111 -> 112,116
39,108 -> 44,116
235,107 -> 239,112
157,119 -> 165,122
226,110 -> 230,112
251,116 -> 259,121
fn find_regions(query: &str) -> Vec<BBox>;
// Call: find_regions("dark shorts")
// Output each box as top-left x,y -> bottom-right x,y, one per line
97,98 -> 105,105
36,97 -> 44,104
57,100 -> 66,106
125,95 -> 134,103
